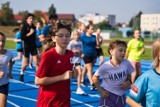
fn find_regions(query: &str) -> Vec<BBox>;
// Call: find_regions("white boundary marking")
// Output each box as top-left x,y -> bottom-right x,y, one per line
71,98 -> 94,107
8,94 -> 37,102
7,100 -> 20,107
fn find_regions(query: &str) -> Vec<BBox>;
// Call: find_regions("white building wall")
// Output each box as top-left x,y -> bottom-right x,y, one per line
78,13 -> 116,27
141,14 -> 160,33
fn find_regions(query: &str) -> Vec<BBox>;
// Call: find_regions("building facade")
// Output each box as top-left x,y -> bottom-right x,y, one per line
141,14 -> 160,33
78,13 -> 116,27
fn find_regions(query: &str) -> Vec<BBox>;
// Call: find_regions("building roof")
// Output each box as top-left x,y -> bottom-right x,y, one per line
14,14 -> 23,20
14,12 -> 75,22
58,14 -> 75,20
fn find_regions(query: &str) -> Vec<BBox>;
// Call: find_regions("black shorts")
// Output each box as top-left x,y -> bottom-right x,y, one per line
83,56 -> 95,64
23,48 -> 38,58
0,83 -> 9,96
96,48 -> 104,57
75,63 -> 81,66
17,48 -> 23,52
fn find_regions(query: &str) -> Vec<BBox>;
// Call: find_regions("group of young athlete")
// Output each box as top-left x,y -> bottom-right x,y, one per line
0,12 -> 160,107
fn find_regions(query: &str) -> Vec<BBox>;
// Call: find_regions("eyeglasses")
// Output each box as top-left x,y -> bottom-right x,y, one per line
56,33 -> 71,39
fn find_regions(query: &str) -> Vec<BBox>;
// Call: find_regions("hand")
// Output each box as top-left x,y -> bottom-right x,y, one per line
120,81 -> 131,90
62,70 -> 72,80
72,68 -> 78,78
81,54 -> 84,58
30,28 -> 35,35
100,89 -> 109,98
0,71 -> 4,78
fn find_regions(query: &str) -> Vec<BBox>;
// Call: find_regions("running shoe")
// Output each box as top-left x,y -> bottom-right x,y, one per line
81,82 -> 86,87
76,88 -> 85,94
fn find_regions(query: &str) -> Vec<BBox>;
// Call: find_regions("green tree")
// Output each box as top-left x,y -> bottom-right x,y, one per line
128,17 -> 133,27
94,20 -> 112,30
34,10 -> 43,24
0,2 -> 15,25
131,11 -> 143,31
48,4 -> 56,16
18,10 -> 29,24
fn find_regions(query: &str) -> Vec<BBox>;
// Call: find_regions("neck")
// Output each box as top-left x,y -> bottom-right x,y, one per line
110,59 -> 120,67
86,32 -> 91,36
155,65 -> 160,73
55,47 -> 66,55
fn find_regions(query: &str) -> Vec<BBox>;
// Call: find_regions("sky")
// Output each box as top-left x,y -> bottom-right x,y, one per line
0,0 -> 160,23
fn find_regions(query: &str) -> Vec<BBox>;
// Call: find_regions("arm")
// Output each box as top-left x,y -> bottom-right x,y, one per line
14,38 -> 21,42
125,50 -> 129,58
92,75 -> 109,98
35,70 -> 72,85
21,25 -> 35,40
96,36 -> 100,46
8,59 -> 13,79
141,48 -> 145,54
126,97 -> 142,107
120,74 -> 132,90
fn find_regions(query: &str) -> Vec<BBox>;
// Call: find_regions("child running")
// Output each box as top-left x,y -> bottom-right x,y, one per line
125,29 -> 145,83
126,39 -> 160,107
12,24 -> 23,64
92,40 -> 134,107
67,30 -> 85,94
0,32 -> 13,107
35,23 -> 78,107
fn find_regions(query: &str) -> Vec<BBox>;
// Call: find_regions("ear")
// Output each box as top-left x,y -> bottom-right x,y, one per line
109,49 -> 114,55
51,36 -> 56,42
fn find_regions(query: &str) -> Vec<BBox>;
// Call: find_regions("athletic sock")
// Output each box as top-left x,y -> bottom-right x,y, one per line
20,70 -> 24,75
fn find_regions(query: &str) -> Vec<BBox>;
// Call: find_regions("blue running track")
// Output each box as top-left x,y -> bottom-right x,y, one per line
7,50 -> 152,107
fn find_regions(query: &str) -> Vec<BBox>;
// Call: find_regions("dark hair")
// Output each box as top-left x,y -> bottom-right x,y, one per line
42,22 -> 71,54
86,24 -> 93,29
25,13 -> 35,20
0,32 -> 5,37
42,37 -> 55,52
49,14 -> 58,20
108,40 -> 127,55
47,22 -> 71,38
0,32 -> 6,41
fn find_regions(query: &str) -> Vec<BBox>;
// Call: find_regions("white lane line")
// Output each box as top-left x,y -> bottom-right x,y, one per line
10,79 -> 39,88
71,98 -> 94,107
7,100 -> 20,107
8,94 -> 37,102
10,79 -> 97,106
72,91 -> 100,98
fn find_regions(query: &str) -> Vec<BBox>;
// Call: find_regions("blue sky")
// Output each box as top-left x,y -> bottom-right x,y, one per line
0,0 -> 160,23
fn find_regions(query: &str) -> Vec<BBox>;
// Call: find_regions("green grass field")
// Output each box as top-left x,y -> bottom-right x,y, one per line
5,39 -> 152,60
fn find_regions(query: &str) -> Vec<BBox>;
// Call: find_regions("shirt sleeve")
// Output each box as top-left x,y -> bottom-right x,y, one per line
128,73 -> 148,103
126,40 -> 132,52
36,53 -> 52,78
20,25 -> 27,40
94,63 -> 107,77
41,25 -> 50,37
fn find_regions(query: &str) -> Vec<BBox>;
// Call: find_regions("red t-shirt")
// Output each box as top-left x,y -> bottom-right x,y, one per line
36,48 -> 74,107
